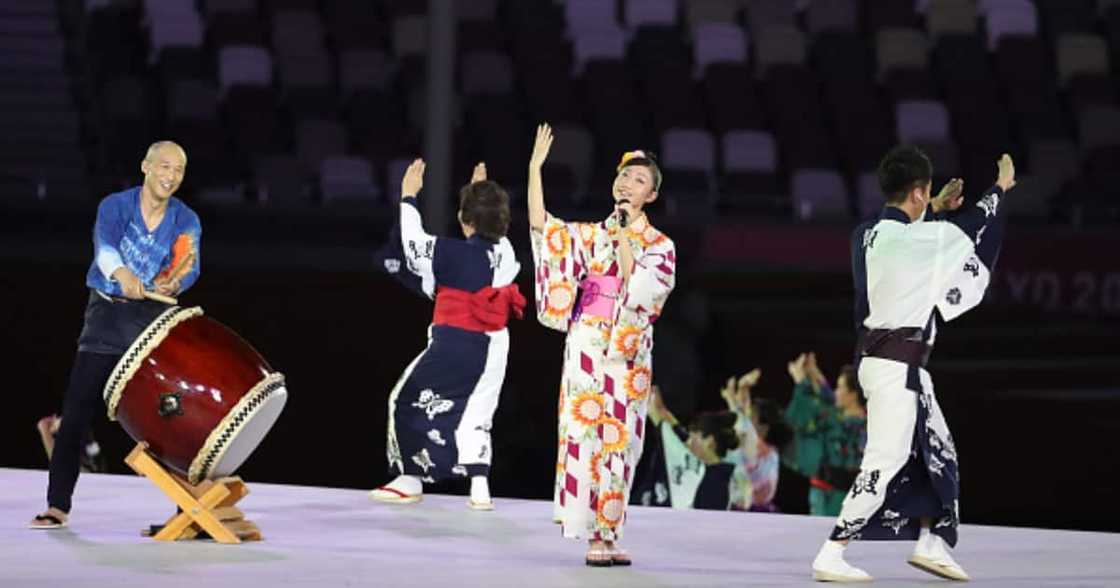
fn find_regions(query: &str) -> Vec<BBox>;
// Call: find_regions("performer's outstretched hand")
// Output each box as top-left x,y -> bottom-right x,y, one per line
996,153 -> 1016,191
932,178 -> 964,213
471,161 -> 487,183
530,123 -> 554,169
401,158 -> 425,198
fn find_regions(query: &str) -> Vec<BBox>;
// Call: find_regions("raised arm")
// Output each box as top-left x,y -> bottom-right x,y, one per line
399,158 -> 438,297
648,385 -> 679,428
945,154 -> 1015,253
929,177 -> 964,220
527,123 -> 554,233
922,155 -> 1016,321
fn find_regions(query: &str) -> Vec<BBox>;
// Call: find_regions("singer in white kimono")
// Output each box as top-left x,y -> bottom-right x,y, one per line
527,124 -> 676,567
811,146 -> 1016,583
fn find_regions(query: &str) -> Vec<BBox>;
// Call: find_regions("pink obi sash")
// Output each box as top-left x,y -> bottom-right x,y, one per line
575,275 -> 622,320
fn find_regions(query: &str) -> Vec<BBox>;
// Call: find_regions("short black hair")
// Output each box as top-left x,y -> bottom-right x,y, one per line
877,145 -> 932,204
839,364 -> 866,408
752,398 -> 793,449
459,180 -> 511,241
688,411 -> 740,458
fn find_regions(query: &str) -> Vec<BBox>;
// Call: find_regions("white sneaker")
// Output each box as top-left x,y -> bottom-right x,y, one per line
908,534 -> 970,581
812,541 -> 874,582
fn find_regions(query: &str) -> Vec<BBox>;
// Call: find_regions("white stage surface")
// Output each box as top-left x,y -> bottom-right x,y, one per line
3,468 -> 1117,587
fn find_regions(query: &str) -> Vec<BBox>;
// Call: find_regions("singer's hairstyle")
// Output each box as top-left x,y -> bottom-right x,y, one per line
617,150 -> 662,190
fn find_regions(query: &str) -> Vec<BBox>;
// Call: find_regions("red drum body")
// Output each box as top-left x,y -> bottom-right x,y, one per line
103,307 -> 287,484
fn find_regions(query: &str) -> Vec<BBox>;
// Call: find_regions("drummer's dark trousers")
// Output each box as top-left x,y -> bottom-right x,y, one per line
47,352 -> 120,513
47,290 -> 167,513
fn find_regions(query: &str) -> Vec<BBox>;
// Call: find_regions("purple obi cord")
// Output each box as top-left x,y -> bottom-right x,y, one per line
574,274 -> 622,321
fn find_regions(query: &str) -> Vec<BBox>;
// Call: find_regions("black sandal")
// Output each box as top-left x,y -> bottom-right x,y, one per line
29,513 -> 67,529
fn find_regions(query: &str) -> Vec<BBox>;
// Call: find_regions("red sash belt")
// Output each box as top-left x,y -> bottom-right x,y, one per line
433,284 -> 527,332
810,477 -> 837,492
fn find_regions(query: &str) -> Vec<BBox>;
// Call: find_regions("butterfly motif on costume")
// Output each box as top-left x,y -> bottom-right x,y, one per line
412,448 -> 435,472
977,193 -> 1000,218
927,453 -> 946,477
427,429 -> 447,446
413,389 -> 454,420
881,510 -> 910,535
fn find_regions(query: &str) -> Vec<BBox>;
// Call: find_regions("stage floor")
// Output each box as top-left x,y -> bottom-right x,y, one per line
2,468 -> 1117,587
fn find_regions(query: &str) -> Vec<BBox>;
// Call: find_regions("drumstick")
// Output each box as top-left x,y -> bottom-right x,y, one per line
144,291 -> 178,305
166,251 -> 196,283
145,251 -> 195,305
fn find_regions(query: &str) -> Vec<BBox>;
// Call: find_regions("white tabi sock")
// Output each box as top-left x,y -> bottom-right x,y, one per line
386,475 -> 423,496
916,526 -> 933,555
813,540 -> 873,582
908,531 -> 970,581
470,476 -> 491,504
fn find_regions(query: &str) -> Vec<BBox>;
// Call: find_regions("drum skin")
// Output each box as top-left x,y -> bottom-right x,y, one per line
112,311 -> 275,481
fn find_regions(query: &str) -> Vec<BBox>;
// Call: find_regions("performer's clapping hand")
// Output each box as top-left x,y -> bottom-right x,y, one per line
471,161 -> 487,183
721,368 -> 760,414
804,351 -> 827,392
787,352 -> 809,384
530,123 -> 554,169
401,158 -> 426,198
113,267 -> 146,300
649,384 -> 678,427
932,178 -> 964,213
720,376 -> 739,411
996,153 -> 1016,191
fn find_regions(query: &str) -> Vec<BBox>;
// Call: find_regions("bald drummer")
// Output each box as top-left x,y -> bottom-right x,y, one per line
29,141 -> 202,529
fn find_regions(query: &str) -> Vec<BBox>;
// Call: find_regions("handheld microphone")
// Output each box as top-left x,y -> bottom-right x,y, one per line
616,198 -> 630,228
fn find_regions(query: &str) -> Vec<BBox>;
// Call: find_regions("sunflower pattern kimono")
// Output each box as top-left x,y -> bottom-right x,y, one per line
531,214 -> 676,541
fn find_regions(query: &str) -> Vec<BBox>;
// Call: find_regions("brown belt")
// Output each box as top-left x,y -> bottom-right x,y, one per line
857,327 -> 932,367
